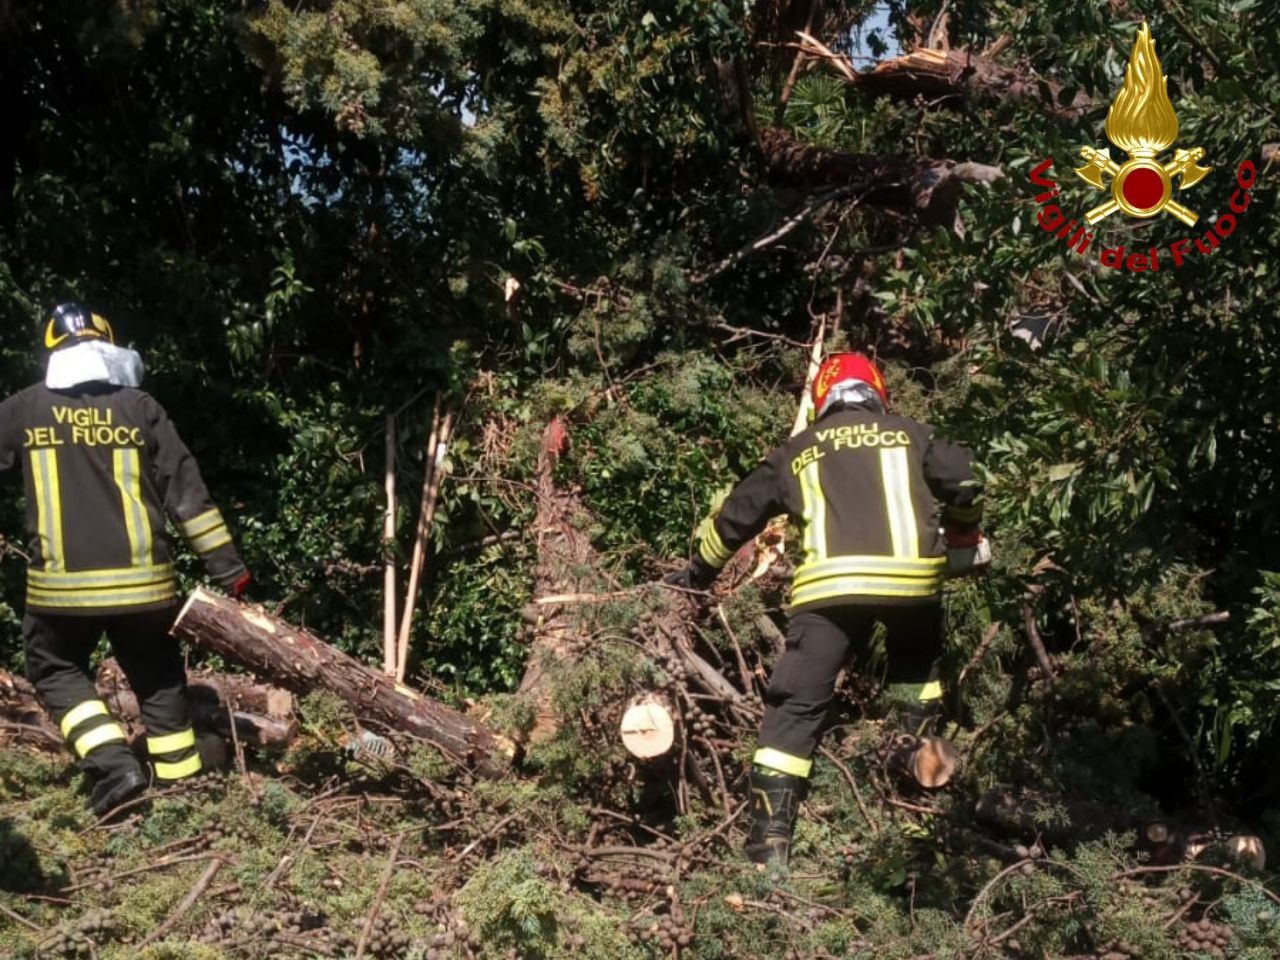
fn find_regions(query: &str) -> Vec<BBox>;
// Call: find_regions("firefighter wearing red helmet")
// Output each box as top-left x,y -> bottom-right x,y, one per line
0,304 -> 250,816
665,352 -> 988,866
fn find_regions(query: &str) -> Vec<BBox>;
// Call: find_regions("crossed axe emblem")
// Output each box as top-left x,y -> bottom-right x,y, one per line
1074,146 -> 1211,227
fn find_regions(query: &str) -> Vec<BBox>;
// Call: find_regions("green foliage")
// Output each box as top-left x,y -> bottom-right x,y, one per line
458,848 -> 648,960
525,636 -> 657,788
570,353 -> 790,569
1,0 -> 1279,954
137,946 -> 231,960
419,547 -> 534,693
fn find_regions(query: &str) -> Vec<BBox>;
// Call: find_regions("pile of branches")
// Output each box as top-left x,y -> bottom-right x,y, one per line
2,418 -> 1278,959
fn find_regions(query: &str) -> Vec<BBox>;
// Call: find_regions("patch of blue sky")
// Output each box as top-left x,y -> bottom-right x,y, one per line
846,4 -> 901,63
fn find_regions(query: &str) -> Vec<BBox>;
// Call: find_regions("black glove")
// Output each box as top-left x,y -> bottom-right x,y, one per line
663,558 -> 717,591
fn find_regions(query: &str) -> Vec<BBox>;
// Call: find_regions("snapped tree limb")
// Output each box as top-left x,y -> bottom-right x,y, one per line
789,34 -> 1090,117
758,127 -> 1003,229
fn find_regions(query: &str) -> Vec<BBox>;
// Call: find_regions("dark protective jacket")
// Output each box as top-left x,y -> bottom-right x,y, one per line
0,382 -> 247,615
695,407 -> 982,609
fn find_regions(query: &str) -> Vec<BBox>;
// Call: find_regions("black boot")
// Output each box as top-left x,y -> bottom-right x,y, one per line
745,767 -> 807,866
90,766 -> 147,817
196,732 -> 230,775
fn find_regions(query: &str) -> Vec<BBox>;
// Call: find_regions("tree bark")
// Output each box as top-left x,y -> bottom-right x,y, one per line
96,659 -> 298,748
172,589 -> 511,775
848,48 -> 1090,117
517,416 -> 594,740
757,127 -> 1003,228
0,669 -> 62,752
1,663 -> 299,754
517,417 -> 754,745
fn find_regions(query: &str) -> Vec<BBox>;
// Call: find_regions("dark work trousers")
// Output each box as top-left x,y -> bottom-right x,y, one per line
758,602 -> 944,763
23,606 -> 199,782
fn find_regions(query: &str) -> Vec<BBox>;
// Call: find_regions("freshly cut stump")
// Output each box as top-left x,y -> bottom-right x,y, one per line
910,735 -> 957,789
1227,835 -> 1266,871
619,697 -> 675,759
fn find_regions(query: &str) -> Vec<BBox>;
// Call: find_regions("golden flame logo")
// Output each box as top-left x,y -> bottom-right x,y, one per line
1105,24 -> 1179,156
815,362 -> 844,398
1074,23 -> 1210,226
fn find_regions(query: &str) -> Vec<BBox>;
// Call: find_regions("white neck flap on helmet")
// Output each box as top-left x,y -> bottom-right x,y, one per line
817,380 -> 884,418
46,341 -> 145,390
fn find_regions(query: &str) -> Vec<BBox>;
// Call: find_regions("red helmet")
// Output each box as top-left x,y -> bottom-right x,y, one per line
811,352 -> 888,418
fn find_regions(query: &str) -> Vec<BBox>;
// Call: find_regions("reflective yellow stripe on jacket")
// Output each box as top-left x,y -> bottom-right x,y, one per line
788,448 -> 945,607
798,460 -> 827,565
879,447 -> 918,557
790,555 -> 945,609
29,448 -> 65,572
113,448 -> 153,567
180,508 -> 232,556
27,563 -> 177,611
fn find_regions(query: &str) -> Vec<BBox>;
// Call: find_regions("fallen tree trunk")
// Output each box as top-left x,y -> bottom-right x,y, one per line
975,787 -> 1268,870
515,415 -> 760,782
96,659 -> 297,749
172,589 -> 511,776
974,788 -> 1141,848
0,669 -> 62,752
518,417 -> 597,741
2,663 -> 298,755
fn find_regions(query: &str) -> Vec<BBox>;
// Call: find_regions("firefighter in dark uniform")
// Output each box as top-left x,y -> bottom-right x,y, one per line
0,304 -> 251,815
665,353 -> 988,865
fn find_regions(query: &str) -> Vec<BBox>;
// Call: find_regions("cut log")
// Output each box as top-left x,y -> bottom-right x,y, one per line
910,735 -> 957,789
888,733 -> 957,789
0,669 -> 62,752
172,588 -> 512,775
619,696 -> 676,760
96,659 -> 298,749
1227,835 -> 1266,871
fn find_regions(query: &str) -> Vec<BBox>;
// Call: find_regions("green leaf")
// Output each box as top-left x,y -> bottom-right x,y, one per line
1047,462 -> 1080,482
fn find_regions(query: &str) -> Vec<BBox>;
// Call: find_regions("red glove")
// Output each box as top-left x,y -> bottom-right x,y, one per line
944,526 -> 984,549
945,531 -> 992,578
230,572 -> 251,600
